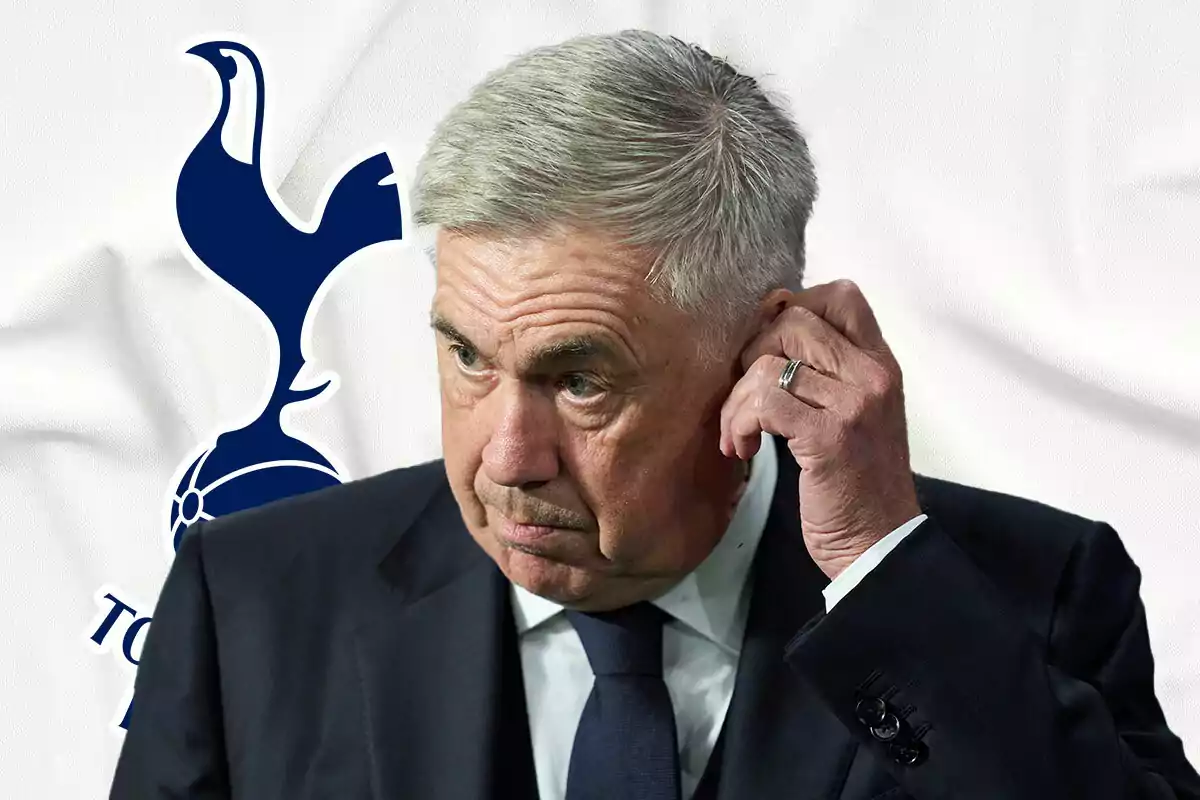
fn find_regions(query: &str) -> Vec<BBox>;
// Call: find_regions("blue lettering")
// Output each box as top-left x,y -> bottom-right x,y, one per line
122,617 -> 152,666
91,593 -> 137,646
120,695 -> 134,730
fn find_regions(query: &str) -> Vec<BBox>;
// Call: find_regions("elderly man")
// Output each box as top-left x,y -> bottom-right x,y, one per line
111,30 -> 1198,800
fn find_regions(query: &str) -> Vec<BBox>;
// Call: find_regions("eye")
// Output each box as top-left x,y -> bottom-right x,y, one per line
448,343 -> 480,370
559,373 -> 603,399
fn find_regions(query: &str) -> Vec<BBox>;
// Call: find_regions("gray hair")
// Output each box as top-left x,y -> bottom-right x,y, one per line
412,29 -> 817,358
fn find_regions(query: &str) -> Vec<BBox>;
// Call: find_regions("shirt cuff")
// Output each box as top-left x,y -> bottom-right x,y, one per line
822,514 -> 928,612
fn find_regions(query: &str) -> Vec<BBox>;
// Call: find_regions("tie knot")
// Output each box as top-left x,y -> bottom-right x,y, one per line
566,601 -> 668,677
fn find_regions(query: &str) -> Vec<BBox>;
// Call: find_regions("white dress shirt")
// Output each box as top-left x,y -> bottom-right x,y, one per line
511,432 -> 928,800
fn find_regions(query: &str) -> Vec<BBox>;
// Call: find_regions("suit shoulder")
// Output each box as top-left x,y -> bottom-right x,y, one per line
190,457 -> 449,582
914,471 -> 1100,550
912,472 -> 1122,625
916,465 -> 1099,522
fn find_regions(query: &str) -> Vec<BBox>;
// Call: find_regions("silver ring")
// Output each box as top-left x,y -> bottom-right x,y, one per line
778,358 -> 810,391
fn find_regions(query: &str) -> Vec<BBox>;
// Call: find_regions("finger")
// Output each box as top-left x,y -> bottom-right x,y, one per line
723,356 -> 840,458
752,354 -> 846,411
720,357 -> 816,455
723,378 -> 765,459
727,380 -> 824,458
719,370 -> 759,456
739,303 -> 859,378
727,405 -> 767,460
787,279 -> 887,352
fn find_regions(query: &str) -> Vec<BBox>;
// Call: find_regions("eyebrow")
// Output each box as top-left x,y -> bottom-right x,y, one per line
429,313 -> 473,347
429,313 -> 629,372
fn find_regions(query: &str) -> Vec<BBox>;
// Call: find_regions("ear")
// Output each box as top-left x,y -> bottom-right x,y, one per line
726,288 -> 795,381
757,287 -> 794,328
742,288 -> 794,355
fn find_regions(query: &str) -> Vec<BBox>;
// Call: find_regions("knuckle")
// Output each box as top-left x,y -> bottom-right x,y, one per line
833,278 -> 862,301
860,357 -> 896,395
782,304 -> 817,326
755,356 -> 780,379
750,359 -> 777,389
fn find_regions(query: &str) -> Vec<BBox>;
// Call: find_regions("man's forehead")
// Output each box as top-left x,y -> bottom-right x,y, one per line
429,228 -> 689,368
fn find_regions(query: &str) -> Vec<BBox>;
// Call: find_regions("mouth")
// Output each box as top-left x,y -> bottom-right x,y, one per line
495,515 -> 585,554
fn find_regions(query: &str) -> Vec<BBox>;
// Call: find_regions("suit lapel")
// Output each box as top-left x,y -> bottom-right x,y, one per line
350,479 -> 535,800
714,434 -> 861,799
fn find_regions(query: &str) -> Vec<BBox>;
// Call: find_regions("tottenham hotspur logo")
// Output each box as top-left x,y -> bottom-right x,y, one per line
86,36 -> 403,731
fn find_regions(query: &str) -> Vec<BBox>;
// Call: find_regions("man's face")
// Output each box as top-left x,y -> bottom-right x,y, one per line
432,227 -> 749,610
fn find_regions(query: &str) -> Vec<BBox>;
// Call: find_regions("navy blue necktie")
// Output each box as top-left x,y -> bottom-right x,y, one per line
565,602 -> 682,800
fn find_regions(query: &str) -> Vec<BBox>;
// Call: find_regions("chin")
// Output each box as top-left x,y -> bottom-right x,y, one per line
499,547 -> 585,595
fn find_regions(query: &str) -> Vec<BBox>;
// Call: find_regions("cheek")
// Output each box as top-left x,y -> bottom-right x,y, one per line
580,430 -> 679,552
585,387 -> 727,557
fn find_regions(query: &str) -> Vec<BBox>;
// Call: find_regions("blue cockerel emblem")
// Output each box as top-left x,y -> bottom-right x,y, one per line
168,40 -> 402,550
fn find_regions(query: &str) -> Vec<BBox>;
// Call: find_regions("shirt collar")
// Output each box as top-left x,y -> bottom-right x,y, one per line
510,432 -> 778,656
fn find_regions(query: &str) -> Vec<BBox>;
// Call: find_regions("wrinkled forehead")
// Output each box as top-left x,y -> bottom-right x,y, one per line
428,227 -> 697,366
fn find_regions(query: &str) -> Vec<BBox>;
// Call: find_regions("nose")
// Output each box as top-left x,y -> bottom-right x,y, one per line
480,383 -> 560,490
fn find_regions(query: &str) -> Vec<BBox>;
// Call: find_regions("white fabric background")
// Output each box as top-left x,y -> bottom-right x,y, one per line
1,1 -> 1197,796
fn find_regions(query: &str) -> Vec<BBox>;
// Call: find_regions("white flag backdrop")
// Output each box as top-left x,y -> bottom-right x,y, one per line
1,1 -> 1197,796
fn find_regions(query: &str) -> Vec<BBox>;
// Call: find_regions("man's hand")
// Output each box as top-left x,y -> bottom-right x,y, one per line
719,279 -> 922,581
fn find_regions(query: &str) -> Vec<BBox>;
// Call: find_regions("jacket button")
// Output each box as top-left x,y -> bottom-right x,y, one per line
889,740 -> 924,766
871,712 -> 901,742
855,697 -> 887,727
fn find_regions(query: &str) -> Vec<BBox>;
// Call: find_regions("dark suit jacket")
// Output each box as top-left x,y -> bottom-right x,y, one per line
110,434 -> 1200,799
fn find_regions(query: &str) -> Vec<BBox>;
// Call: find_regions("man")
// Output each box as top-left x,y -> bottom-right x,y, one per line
110,29 -> 1199,799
